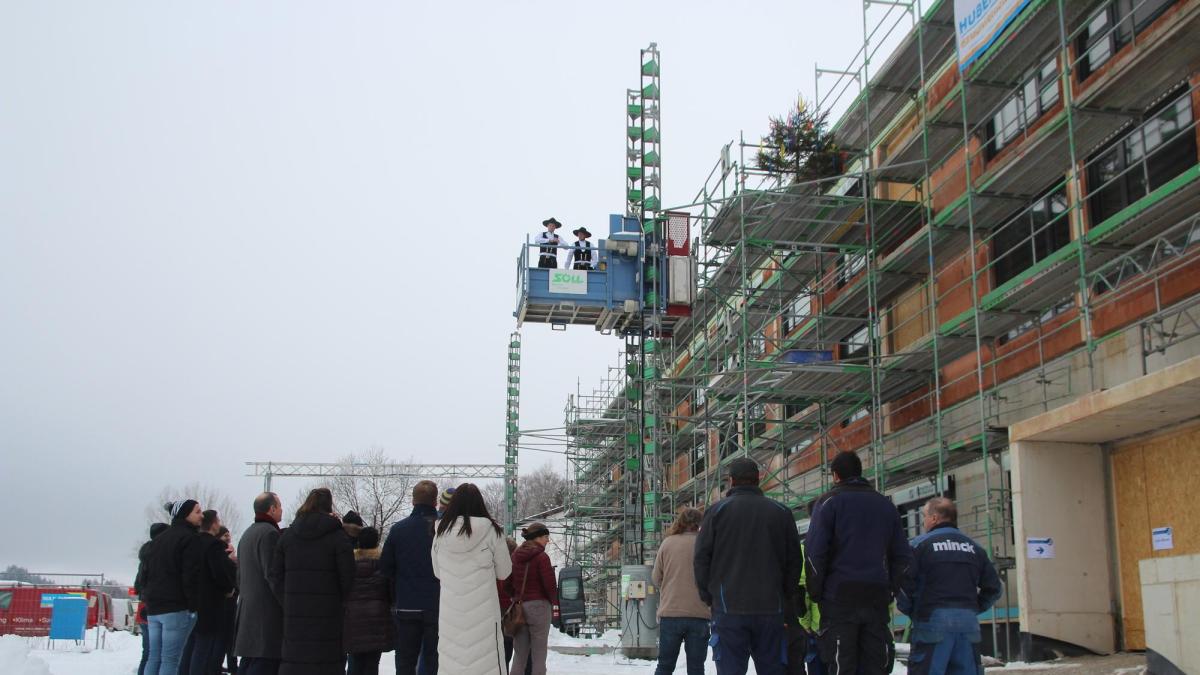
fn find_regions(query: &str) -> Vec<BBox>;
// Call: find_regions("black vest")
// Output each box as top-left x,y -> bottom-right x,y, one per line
572,241 -> 593,263
539,233 -> 559,258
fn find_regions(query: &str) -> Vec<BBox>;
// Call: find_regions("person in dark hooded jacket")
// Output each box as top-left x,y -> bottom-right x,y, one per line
143,499 -> 205,675
269,488 -> 355,675
343,527 -> 394,675
136,522 -> 170,675
186,509 -> 237,675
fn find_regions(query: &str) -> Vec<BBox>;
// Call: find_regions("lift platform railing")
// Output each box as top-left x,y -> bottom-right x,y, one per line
514,234 -> 646,328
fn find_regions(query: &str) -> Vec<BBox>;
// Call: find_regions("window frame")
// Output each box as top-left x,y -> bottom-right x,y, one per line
1077,0 -> 1180,79
992,183 -> 1071,287
1086,89 -> 1196,226
985,54 -> 1060,159
841,325 -> 870,361
781,293 -> 812,335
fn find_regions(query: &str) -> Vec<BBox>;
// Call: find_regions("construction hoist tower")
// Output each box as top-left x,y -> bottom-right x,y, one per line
504,331 -> 521,535
620,43 -> 668,659
511,43 -> 693,652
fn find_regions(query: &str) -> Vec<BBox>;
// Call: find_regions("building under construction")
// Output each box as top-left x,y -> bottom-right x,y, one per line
522,0 -> 1200,668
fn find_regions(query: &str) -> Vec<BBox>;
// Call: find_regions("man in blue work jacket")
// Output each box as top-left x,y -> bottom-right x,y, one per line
898,497 -> 1002,675
805,451 -> 911,675
380,480 -> 441,675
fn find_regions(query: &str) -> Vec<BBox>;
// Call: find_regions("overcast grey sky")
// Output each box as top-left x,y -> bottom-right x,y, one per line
1,1 -> 884,581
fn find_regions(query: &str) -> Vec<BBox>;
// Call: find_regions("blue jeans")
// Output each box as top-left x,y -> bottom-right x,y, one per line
656,616 -> 709,675
146,611 -> 197,675
139,626 -> 150,675
909,608 -> 982,675
710,610 -> 786,675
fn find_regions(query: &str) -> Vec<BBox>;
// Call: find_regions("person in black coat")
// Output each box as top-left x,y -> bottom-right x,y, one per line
143,499 -> 205,675
693,458 -> 801,675
136,522 -> 170,675
186,510 -> 238,675
343,527 -> 394,675
269,488 -> 355,675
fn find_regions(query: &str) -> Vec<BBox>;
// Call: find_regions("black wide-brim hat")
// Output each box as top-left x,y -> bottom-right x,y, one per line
542,217 -> 562,228
573,227 -> 592,237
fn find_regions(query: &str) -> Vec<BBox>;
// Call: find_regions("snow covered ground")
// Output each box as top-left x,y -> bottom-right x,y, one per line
24,627 -> 1161,675
2,627 -> 902,675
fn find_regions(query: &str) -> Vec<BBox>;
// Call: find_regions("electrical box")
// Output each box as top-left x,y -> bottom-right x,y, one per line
627,580 -> 647,599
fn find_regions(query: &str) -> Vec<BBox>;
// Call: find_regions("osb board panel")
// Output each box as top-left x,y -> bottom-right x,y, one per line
891,283 -> 932,353
1136,429 -> 1200,561
1112,444 -> 1149,649
1111,426 -> 1200,651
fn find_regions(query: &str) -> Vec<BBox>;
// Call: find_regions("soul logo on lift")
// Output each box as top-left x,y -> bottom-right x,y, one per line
549,270 -> 588,295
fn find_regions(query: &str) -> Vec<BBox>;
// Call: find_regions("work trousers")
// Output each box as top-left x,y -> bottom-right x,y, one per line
816,601 -> 894,675
393,610 -> 438,675
908,609 -> 984,675
656,616 -> 710,675
146,610 -> 197,675
710,610 -> 786,675
511,599 -> 552,675
785,626 -> 825,675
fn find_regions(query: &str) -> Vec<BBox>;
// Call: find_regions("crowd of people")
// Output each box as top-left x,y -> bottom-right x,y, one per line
652,452 -> 1002,675
133,479 -> 556,675
131,449 -> 1002,675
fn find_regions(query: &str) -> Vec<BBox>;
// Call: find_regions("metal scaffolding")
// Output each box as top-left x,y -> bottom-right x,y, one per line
557,0 -> 1200,653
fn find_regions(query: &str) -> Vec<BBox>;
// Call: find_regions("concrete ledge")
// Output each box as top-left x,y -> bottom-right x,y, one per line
1010,354 -> 1200,444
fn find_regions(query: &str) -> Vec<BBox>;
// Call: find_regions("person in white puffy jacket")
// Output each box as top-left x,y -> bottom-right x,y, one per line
431,482 -> 514,675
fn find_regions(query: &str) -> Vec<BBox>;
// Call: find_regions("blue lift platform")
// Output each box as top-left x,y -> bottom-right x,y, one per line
516,215 -> 657,332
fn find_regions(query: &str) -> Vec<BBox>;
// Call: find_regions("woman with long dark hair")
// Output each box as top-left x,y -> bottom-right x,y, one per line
269,488 -> 355,675
431,483 -> 513,675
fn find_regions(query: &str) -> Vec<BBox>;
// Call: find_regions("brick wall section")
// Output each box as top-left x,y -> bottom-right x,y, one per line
1093,252 -> 1200,336
935,242 -> 992,322
927,62 -> 960,114
886,385 -> 935,433
993,308 -> 1085,382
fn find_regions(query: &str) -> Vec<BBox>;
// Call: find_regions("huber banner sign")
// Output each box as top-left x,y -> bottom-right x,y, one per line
549,270 -> 588,295
954,0 -> 1033,71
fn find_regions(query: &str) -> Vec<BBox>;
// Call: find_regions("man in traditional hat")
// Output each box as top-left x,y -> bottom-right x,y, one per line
535,218 -> 565,269
569,226 -> 595,271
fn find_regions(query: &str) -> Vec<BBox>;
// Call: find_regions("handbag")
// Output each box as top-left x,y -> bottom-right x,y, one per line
501,562 -> 531,637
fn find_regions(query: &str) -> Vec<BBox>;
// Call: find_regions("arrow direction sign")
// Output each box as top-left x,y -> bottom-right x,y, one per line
1026,537 -> 1055,559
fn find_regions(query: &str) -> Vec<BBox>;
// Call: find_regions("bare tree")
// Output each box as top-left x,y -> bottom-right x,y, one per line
481,480 -> 507,523
482,463 -> 567,525
297,448 -> 418,533
517,463 -> 568,520
145,482 -> 243,535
